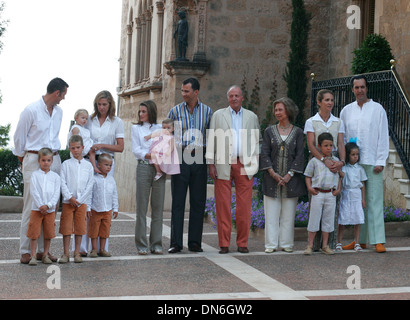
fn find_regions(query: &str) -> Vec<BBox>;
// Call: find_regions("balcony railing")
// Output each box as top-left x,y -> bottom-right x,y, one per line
310,61 -> 410,179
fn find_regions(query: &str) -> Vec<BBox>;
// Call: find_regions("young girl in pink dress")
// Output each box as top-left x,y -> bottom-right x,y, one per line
145,118 -> 180,181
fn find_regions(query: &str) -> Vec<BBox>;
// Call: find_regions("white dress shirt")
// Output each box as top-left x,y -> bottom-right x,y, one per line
340,99 -> 389,167
131,122 -> 162,160
91,173 -> 119,212
30,169 -> 61,212
86,115 -> 125,157
230,106 -> 243,158
13,97 -> 63,157
60,157 -> 94,208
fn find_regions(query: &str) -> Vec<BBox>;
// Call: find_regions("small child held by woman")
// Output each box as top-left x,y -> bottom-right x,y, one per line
68,109 -> 95,163
144,118 -> 180,181
336,142 -> 367,252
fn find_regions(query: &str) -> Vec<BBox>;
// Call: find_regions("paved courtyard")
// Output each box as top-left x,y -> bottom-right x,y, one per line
1,210 -> 409,304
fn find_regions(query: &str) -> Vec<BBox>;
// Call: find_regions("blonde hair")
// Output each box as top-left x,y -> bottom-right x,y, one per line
74,109 -> 89,120
97,153 -> 113,164
68,134 -> 84,146
38,147 -> 53,158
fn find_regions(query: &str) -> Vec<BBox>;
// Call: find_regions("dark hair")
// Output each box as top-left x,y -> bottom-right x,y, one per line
351,75 -> 368,88
47,78 -> 69,94
317,132 -> 333,146
182,77 -> 200,91
345,142 -> 360,164
138,100 -> 157,125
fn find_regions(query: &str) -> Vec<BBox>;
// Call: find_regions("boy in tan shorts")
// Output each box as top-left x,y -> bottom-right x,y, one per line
27,148 -> 61,266
59,135 -> 94,263
88,154 -> 119,257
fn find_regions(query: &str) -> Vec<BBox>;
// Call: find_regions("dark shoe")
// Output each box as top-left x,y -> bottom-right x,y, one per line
20,253 -> 31,264
219,247 -> 229,254
189,244 -> 203,252
168,246 -> 181,254
238,247 -> 249,253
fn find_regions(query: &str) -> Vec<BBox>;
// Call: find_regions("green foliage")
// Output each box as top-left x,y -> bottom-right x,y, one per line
0,123 -> 10,148
283,0 -> 311,129
0,149 -> 23,196
352,33 -> 394,74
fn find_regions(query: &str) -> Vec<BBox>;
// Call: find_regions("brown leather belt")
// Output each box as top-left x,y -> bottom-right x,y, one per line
314,188 -> 334,193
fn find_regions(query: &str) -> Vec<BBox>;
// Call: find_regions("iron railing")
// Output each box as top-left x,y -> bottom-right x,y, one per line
310,62 -> 410,179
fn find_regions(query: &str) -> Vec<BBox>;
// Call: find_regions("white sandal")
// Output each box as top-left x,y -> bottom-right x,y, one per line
335,243 -> 343,252
354,243 -> 363,252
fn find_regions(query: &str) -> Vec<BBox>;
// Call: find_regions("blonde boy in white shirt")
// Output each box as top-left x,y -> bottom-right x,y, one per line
27,148 -> 61,266
88,154 -> 119,257
59,135 -> 94,263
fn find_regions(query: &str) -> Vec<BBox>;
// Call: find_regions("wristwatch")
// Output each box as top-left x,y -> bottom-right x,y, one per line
320,157 -> 325,162
288,170 -> 294,177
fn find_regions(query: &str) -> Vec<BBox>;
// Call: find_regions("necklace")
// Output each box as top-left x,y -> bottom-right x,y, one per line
278,123 -> 291,130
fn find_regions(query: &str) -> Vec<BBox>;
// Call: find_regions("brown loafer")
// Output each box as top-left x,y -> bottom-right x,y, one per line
219,247 -> 229,254
20,253 -> 31,264
36,252 -> 58,262
237,247 -> 249,253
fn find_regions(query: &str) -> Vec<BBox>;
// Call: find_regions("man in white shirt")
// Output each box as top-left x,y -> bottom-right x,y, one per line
207,85 -> 260,254
13,77 -> 69,264
340,75 -> 389,253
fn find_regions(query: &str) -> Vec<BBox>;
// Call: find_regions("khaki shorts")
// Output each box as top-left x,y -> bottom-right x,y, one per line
27,211 -> 56,240
59,203 -> 87,236
88,210 -> 112,239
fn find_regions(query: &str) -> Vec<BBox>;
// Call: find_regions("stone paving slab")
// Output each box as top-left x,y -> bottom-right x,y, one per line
0,211 -> 409,302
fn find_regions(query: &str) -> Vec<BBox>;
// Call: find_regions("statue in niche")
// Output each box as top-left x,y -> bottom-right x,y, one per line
174,10 -> 189,61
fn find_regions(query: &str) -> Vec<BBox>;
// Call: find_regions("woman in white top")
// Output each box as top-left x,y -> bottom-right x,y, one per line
86,90 -> 125,175
79,91 -> 124,255
131,100 -> 166,255
304,89 -> 346,172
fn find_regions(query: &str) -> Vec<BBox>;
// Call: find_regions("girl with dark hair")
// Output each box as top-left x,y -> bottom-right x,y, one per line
336,143 -> 368,252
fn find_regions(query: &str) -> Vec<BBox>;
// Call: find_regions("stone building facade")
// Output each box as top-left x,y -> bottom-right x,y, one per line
115,0 -> 410,212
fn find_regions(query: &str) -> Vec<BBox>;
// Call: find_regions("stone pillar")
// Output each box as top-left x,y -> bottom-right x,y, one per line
144,7 -> 153,80
139,14 -> 147,82
126,24 -> 133,86
155,1 -> 165,78
193,0 -> 208,62
134,17 -> 142,84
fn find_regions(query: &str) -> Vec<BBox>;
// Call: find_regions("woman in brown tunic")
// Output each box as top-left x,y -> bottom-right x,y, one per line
260,98 -> 307,253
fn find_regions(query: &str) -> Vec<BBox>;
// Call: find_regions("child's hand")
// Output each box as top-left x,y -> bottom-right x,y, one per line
113,211 -> 118,219
144,135 -> 151,141
308,187 -> 319,196
87,211 -> 92,218
69,197 -> 81,207
362,199 -> 366,209
332,189 -> 341,196
39,205 -> 49,215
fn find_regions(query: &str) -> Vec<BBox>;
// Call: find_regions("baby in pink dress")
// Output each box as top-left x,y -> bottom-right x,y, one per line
145,119 -> 180,181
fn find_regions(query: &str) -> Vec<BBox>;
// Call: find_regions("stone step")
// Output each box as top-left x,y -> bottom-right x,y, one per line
405,195 -> 410,211
393,164 -> 406,179
388,149 -> 399,164
398,179 -> 410,195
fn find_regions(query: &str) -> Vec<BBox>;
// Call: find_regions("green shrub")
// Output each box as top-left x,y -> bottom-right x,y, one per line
0,149 -> 23,196
351,33 -> 394,74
